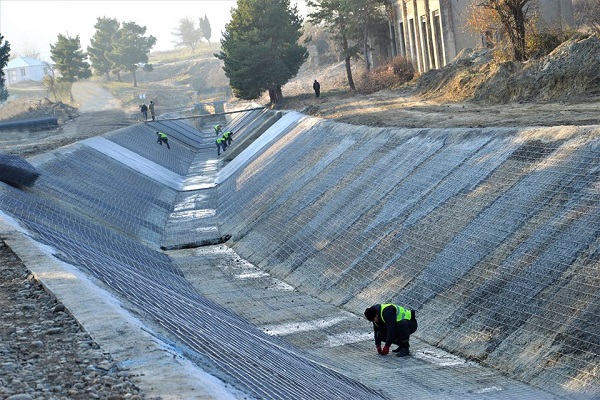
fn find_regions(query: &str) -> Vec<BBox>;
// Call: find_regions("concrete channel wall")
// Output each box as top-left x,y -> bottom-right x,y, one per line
218,110 -> 600,396
0,107 -> 597,399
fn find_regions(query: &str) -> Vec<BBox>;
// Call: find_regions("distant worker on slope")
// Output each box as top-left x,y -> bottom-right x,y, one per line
214,124 -> 223,136
216,136 -> 226,156
156,131 -> 171,149
364,303 -> 417,357
222,130 -> 234,146
149,100 -> 156,121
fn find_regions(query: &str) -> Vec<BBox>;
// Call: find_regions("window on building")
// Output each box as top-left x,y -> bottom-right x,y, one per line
432,10 -> 445,68
399,22 -> 406,57
421,15 -> 431,71
20,68 -> 26,77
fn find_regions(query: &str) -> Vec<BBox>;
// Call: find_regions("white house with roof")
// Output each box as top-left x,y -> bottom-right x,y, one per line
3,57 -> 53,87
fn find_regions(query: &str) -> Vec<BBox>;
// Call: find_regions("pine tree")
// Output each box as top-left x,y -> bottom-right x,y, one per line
88,17 -> 120,80
199,15 -> 212,44
50,34 -> 91,102
0,34 -> 10,102
107,22 -> 156,87
216,0 -> 307,103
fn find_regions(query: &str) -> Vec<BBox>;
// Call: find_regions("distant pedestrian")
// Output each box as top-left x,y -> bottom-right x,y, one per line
140,103 -> 148,121
214,124 -> 223,136
149,101 -> 156,121
313,79 -> 321,98
156,131 -> 170,149
216,136 -> 226,156
223,130 -> 234,146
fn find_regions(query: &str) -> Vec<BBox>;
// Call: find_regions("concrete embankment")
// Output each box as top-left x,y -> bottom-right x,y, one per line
217,110 -> 600,397
0,107 -> 597,399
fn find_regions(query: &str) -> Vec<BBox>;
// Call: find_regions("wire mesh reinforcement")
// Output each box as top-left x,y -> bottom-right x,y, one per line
1,114 -> 598,399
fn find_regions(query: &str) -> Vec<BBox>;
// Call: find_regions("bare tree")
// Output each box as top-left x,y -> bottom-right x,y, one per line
14,40 -> 41,60
480,0 -> 533,61
574,0 -> 600,35
172,17 -> 203,53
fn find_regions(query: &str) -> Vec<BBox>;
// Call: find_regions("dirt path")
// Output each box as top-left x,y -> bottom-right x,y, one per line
0,82 -> 132,159
279,90 -> 600,129
71,81 -> 124,112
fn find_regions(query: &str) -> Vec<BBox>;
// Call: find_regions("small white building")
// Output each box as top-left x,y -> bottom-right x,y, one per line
3,57 -> 53,87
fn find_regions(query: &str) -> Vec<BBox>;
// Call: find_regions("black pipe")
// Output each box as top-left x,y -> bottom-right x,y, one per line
0,117 -> 59,131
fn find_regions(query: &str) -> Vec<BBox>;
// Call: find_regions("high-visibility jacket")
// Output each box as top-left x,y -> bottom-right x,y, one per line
380,303 -> 412,323
157,132 -> 168,140
216,137 -> 225,144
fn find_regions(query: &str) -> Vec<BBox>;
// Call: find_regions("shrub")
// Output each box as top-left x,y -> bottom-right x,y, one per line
357,56 -> 415,94
526,23 -> 579,59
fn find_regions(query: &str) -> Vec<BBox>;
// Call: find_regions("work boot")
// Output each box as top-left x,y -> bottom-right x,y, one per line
396,347 -> 410,357
395,341 -> 410,357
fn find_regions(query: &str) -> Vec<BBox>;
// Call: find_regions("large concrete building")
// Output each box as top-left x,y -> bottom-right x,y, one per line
387,0 -> 574,72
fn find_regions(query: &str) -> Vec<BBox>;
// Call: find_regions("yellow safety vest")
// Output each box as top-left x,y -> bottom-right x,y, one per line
380,303 -> 411,323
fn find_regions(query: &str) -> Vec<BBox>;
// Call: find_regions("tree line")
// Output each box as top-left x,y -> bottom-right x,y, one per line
1,0 -> 599,105
0,15 -> 212,103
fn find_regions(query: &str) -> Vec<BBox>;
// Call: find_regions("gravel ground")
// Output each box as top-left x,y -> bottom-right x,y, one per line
0,242 -> 146,400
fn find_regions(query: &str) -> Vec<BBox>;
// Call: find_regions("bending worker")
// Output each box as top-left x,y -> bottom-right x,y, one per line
364,303 -> 417,357
156,131 -> 171,149
223,130 -> 234,146
214,124 -> 223,136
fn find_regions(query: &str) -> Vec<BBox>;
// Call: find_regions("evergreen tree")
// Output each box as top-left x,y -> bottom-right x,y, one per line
173,17 -> 203,52
216,0 -> 307,103
107,22 -> 156,87
88,17 -> 120,80
307,0 -> 359,90
0,34 -> 10,102
199,15 -> 212,44
50,34 -> 91,102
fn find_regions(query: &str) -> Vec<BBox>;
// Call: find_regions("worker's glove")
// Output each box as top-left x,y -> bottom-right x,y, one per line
376,345 -> 383,355
381,345 -> 390,355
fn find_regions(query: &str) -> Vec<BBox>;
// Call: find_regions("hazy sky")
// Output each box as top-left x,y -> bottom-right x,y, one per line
1,0 -> 307,61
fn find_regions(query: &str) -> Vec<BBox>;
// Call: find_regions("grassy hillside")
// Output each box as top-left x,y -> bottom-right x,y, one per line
98,44 -> 231,114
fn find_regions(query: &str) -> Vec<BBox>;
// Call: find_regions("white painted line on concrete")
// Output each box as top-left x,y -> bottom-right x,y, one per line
83,137 -> 185,190
323,331 -> 373,347
413,348 -> 471,367
261,316 -> 350,336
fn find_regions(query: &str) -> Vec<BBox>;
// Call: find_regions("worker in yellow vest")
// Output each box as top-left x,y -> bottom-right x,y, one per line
364,303 -> 417,357
216,136 -> 226,156
156,131 -> 170,149
223,130 -> 234,146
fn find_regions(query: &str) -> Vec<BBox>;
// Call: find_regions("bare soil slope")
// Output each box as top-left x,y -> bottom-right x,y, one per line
277,34 -> 600,128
